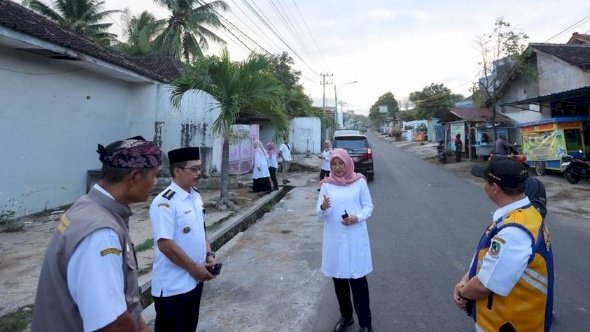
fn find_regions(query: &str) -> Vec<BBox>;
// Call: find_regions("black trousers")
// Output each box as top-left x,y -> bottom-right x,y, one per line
252,177 -> 271,192
153,283 -> 203,332
319,169 -> 330,181
269,167 -> 278,189
333,277 -> 372,328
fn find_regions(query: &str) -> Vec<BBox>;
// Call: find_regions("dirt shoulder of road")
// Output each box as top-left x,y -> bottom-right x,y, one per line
385,137 -> 590,222
0,184 -> 265,318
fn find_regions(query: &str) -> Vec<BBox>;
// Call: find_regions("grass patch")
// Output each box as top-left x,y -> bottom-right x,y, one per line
140,289 -> 154,309
205,212 -> 236,232
135,238 -> 154,252
0,210 -> 24,233
0,305 -> 33,332
138,262 -> 153,276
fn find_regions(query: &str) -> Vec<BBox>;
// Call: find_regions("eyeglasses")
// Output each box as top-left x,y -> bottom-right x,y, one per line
180,166 -> 201,173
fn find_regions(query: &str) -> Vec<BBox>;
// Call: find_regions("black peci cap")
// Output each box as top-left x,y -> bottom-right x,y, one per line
168,147 -> 200,164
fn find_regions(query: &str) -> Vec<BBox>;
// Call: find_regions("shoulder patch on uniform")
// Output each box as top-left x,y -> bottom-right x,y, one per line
488,237 -> 505,258
57,214 -> 70,233
158,203 -> 170,208
100,248 -> 122,256
162,189 -> 176,200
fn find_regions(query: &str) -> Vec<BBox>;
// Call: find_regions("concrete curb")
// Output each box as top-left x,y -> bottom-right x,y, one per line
138,187 -> 291,297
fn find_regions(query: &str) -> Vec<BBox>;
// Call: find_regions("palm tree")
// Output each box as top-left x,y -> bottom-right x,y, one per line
27,0 -> 119,45
119,10 -> 165,55
170,49 -> 288,208
153,0 -> 228,62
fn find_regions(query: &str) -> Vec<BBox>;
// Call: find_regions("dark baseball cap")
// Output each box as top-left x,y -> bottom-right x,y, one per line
471,156 -> 528,188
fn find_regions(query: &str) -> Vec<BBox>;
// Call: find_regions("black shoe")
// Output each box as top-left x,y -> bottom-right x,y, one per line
333,317 -> 354,332
358,328 -> 373,332
317,188 -> 321,191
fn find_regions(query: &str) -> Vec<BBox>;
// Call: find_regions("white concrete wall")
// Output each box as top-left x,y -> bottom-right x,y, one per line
496,68 -> 540,114
290,117 -> 321,154
128,85 -> 219,161
0,47 -> 221,216
537,52 -> 590,95
0,48 -> 132,216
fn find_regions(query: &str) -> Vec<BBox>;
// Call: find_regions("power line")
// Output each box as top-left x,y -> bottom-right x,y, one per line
544,13 -> 590,42
239,0 -> 321,76
289,0 -> 331,71
227,0 -> 284,53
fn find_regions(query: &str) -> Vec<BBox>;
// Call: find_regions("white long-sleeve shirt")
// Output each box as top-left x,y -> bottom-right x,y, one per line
316,179 -> 374,278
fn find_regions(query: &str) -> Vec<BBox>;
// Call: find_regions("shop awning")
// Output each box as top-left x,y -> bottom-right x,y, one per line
501,86 -> 590,106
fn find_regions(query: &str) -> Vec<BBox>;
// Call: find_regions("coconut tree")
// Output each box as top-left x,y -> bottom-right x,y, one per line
119,10 -> 166,55
27,0 -> 119,45
170,49 -> 288,208
153,0 -> 228,62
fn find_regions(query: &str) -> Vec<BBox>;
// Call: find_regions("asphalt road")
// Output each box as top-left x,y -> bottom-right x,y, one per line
311,131 -> 590,331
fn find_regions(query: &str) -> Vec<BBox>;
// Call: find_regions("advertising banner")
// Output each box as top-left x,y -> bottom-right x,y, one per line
522,129 -> 567,161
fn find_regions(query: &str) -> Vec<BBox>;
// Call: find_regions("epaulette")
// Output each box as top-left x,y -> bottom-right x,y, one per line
192,186 -> 200,193
162,189 -> 176,200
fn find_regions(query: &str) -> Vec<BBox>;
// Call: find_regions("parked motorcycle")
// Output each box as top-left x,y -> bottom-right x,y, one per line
436,140 -> 447,164
562,151 -> 590,184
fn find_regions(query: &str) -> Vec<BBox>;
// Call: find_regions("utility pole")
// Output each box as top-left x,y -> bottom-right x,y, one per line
320,73 -> 333,113
320,73 -> 333,141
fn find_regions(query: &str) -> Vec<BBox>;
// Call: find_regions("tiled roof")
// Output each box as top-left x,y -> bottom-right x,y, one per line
0,0 -> 182,83
567,32 -> 590,45
529,43 -> 590,69
127,55 -> 184,81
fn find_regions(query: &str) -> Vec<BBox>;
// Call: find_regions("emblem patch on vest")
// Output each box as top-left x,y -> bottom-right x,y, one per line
100,248 -> 122,256
489,237 -> 505,258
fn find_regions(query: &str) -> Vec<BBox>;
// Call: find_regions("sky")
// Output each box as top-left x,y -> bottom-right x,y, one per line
34,0 -> 590,115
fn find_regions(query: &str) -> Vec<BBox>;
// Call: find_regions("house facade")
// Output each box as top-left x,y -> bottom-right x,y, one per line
0,1 -> 220,216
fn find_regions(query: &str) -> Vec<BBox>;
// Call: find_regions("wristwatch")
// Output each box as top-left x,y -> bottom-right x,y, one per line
206,251 -> 215,258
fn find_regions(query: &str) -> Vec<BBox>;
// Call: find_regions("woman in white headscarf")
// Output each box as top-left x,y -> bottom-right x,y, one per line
252,140 -> 271,193
316,148 -> 374,332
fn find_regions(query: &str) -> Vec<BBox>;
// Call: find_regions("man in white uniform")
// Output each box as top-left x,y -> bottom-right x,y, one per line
149,147 -> 216,332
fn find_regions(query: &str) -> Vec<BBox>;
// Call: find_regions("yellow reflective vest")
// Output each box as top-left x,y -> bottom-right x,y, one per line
468,205 -> 553,332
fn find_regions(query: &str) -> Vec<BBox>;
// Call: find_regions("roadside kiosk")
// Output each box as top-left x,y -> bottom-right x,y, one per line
515,116 -> 588,175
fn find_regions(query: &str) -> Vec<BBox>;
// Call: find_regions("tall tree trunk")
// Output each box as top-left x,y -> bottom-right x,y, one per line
218,138 -> 230,208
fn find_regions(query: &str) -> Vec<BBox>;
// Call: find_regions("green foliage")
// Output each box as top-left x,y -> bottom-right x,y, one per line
368,92 -> 399,127
0,210 -> 23,233
409,83 -> 456,121
400,109 -> 419,122
169,49 -> 288,206
135,238 -> 154,252
256,53 -> 313,118
0,305 -> 33,332
153,0 -> 228,62
474,17 -> 532,106
116,10 -> 165,56
27,0 -> 120,45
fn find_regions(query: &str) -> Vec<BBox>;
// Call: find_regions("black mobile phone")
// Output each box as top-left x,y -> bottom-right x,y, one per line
207,263 -> 222,276
341,210 -> 349,219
